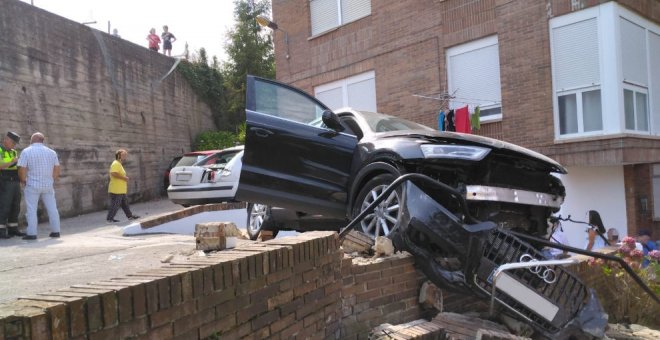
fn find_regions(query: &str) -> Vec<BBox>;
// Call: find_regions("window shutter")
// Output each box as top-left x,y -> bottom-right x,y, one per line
347,77 -> 377,112
552,18 -> 600,91
316,87 -> 344,111
620,18 -> 648,86
310,0 -> 339,36
341,0 -> 371,24
448,41 -> 501,110
650,32 -> 660,134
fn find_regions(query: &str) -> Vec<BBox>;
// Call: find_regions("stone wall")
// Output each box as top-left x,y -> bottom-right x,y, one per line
0,0 -> 216,218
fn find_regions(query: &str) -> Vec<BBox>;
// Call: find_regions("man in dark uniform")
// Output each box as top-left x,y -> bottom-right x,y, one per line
0,131 -> 26,238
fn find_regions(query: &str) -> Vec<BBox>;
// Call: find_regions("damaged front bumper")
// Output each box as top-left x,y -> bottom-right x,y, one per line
341,173 -> 608,338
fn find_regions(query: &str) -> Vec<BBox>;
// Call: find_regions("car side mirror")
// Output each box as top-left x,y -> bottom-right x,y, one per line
322,110 -> 345,132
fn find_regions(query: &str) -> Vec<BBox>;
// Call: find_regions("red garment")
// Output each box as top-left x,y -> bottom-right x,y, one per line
454,106 -> 471,133
147,33 -> 161,49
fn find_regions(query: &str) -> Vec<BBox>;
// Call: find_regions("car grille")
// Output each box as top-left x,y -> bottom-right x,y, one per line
474,229 -> 587,334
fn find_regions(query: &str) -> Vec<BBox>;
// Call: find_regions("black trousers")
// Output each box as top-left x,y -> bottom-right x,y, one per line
0,179 -> 21,226
106,193 -> 133,220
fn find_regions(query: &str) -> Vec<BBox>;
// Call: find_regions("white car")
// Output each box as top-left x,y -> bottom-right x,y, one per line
167,146 -> 243,206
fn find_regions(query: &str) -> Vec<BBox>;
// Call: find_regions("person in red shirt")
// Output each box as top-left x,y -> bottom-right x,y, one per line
146,28 -> 161,52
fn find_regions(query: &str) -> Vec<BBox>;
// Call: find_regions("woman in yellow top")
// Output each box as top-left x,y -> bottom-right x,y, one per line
106,149 -> 140,223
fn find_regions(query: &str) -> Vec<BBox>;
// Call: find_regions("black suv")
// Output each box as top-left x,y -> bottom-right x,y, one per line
238,76 -> 566,240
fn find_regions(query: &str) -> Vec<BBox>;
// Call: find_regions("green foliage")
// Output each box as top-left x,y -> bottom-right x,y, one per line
178,50 -> 229,129
179,0 -> 274,147
223,0 -> 276,126
194,130 -> 241,151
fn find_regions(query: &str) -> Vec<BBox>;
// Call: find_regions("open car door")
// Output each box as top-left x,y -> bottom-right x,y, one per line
236,76 -> 358,218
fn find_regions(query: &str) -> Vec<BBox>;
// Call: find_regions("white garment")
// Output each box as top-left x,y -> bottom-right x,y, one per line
548,227 -> 569,257
24,185 -> 60,236
584,231 -> 606,250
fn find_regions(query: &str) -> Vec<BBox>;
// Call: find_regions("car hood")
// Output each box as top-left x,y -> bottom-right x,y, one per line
373,129 -> 567,174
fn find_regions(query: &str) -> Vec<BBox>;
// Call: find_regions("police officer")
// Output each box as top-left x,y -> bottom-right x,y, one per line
0,131 -> 26,238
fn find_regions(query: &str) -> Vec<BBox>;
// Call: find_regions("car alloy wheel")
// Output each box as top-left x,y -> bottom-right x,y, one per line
247,203 -> 268,240
354,173 -> 401,239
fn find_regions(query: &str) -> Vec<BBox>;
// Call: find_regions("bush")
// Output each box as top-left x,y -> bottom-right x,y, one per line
587,237 -> 660,327
194,130 -> 241,151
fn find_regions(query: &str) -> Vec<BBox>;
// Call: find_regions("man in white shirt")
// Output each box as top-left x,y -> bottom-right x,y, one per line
17,132 -> 61,240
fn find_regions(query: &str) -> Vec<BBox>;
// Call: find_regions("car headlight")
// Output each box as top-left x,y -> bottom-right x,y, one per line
219,169 -> 231,177
420,144 -> 490,161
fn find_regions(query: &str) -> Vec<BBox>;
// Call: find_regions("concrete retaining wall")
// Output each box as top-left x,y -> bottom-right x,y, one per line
0,0 -> 216,218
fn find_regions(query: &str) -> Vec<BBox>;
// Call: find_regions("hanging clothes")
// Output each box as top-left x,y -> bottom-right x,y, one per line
471,106 -> 481,131
438,111 -> 445,131
446,109 -> 456,132
455,105 -> 471,133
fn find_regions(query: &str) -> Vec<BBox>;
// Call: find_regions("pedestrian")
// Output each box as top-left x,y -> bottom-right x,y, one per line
585,210 -> 607,251
146,28 -> 161,52
606,228 -> 619,245
17,132 -> 61,240
112,28 -> 121,38
637,229 -> 657,268
0,131 -> 26,238
161,25 -> 176,56
106,149 -> 140,223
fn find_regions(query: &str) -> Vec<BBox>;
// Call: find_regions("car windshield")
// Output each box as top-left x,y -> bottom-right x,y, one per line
357,111 -> 434,133
175,155 -> 209,167
195,151 -> 240,168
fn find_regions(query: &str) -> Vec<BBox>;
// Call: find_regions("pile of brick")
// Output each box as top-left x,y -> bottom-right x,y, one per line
370,312 -> 527,339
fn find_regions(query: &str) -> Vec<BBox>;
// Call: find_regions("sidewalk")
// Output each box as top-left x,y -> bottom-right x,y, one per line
0,198 -> 196,304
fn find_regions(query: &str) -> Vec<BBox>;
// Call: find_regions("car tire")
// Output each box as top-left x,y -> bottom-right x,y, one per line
246,203 -> 279,240
352,173 -> 402,239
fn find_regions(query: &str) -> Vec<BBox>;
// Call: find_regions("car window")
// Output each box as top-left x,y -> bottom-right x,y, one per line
176,155 -> 205,167
196,151 -> 240,168
255,79 -> 327,125
358,111 -> 434,133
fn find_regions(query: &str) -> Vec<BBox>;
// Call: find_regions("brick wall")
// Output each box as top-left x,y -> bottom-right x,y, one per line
0,231 -> 638,338
272,0 -> 660,157
0,232 -> 430,339
0,0 -> 215,218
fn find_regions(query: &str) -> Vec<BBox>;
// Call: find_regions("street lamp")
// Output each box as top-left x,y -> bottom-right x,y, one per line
256,15 -> 290,60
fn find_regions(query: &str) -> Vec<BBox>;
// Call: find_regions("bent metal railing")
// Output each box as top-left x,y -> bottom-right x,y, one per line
337,172 -> 660,304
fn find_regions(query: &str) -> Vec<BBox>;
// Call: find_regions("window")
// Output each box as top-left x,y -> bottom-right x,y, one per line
550,3 -> 660,138
446,35 -> 502,121
551,17 -> 602,136
314,71 -> 377,112
310,0 -> 371,36
653,165 -> 660,219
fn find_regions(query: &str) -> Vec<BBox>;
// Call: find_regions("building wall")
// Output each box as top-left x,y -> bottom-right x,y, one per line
271,0 -> 659,236
557,166 -> 627,247
0,0 -> 215,218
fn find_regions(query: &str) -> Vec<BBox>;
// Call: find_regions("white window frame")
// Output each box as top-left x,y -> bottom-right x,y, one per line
623,84 -> 650,132
314,71 -> 377,112
309,0 -> 371,37
446,35 -> 503,123
549,2 -> 660,140
556,85 -> 602,135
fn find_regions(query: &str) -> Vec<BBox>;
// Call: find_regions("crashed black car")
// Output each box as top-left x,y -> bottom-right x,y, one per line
237,76 -> 606,338
238,76 -> 565,238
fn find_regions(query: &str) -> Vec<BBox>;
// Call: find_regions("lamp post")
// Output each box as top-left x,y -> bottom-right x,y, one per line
256,15 -> 290,60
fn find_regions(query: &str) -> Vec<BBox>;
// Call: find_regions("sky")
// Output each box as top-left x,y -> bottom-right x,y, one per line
20,0 -> 237,61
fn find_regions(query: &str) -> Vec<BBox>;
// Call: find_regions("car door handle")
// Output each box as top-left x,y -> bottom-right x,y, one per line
250,127 -> 274,138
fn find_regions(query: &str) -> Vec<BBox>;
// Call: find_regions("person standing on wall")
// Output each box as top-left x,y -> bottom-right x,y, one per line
161,25 -> 176,56
147,28 -> 161,52
0,132 -> 26,238
106,149 -> 140,223
17,132 -> 61,240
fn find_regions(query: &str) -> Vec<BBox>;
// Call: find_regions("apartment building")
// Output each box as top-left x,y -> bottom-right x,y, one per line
268,0 -> 660,246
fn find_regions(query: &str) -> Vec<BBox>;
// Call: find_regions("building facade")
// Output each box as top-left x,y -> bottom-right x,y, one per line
269,0 -> 660,246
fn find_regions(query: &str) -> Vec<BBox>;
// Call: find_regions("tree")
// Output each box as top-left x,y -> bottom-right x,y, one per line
223,0 -> 275,127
